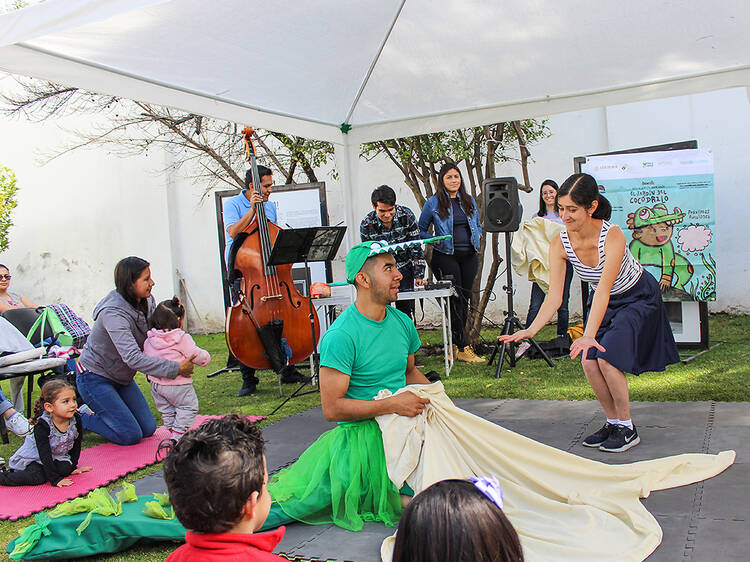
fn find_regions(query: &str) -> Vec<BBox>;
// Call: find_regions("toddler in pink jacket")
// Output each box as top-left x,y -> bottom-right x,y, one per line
144,297 -> 211,441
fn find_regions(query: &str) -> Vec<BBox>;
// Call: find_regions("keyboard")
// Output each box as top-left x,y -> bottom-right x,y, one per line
421,281 -> 453,291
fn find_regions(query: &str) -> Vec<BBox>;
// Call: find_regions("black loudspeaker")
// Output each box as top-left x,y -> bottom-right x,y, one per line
482,177 -> 521,232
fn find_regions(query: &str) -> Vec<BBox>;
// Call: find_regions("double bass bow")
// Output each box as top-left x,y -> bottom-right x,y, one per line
225,126 -> 320,371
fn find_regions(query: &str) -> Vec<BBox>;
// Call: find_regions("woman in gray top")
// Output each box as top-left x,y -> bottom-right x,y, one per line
76,257 -> 195,445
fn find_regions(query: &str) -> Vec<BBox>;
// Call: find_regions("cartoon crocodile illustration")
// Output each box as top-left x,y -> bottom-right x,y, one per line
626,203 -> 694,292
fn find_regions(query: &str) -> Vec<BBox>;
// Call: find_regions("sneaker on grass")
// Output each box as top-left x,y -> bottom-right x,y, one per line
582,422 -> 614,448
599,424 -> 640,453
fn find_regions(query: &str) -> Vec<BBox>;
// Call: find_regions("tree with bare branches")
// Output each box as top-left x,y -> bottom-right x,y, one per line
1,77 -> 335,194
361,120 -> 550,345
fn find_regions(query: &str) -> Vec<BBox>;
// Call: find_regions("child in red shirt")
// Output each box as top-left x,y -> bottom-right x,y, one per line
163,415 -> 287,561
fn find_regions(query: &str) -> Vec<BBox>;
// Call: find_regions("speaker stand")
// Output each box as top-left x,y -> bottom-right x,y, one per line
488,232 -> 555,377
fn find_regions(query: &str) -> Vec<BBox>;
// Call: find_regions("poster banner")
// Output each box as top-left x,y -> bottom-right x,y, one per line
581,149 -> 716,301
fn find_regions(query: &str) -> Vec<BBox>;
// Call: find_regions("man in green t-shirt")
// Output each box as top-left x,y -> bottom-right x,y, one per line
264,240 -> 434,531
318,245 -> 432,421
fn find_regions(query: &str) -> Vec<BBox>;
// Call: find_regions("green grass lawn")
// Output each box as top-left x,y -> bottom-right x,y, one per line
1,313 -> 748,560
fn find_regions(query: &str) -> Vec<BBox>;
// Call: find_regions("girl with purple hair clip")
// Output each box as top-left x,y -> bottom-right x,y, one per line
392,477 -> 524,562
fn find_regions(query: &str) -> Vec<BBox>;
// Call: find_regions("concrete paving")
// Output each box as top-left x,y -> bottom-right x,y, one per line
132,399 -> 746,561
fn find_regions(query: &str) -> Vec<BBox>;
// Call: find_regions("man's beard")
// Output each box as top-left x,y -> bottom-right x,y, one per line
372,282 -> 398,305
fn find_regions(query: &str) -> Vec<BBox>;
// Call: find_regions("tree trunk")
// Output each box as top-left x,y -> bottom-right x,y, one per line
512,121 -> 533,193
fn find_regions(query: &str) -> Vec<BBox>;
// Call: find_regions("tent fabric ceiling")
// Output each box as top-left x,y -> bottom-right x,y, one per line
0,0 -> 749,144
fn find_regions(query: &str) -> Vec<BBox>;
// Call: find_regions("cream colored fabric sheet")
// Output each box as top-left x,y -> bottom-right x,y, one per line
376,382 -> 735,562
510,217 -> 564,291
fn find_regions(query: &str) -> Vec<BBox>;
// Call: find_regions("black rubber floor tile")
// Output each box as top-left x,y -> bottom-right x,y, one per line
644,514 -> 691,561
707,425 -> 750,462
485,420 -> 585,451
278,521 -> 392,562
713,402 -> 750,427
628,401 -> 712,427
690,518 -> 750,561
452,398 -> 505,417
484,399 -> 600,422
132,471 -> 168,495
263,407 -> 337,474
641,482 -> 696,516
700,462 -> 750,520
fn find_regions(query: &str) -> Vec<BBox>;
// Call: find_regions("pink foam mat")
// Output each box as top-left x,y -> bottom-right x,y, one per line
0,414 -> 265,521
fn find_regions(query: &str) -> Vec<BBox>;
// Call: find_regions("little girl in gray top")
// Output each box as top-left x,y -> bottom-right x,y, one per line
0,379 -> 91,487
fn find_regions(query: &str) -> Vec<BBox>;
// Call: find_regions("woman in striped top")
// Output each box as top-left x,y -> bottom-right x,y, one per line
499,173 -> 678,453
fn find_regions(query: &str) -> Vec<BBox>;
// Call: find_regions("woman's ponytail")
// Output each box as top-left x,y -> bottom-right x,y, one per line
592,194 -> 612,221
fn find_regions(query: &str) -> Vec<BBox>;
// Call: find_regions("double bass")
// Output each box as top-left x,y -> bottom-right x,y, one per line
225,127 -> 320,370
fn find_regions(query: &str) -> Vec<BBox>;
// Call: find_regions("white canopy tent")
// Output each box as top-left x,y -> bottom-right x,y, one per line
1,0 -> 749,240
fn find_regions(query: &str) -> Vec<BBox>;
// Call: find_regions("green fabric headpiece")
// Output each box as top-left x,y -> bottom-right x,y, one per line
330,236 -> 451,286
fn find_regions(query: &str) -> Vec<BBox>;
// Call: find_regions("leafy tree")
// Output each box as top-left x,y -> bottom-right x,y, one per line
0,166 -> 19,252
361,120 -> 551,344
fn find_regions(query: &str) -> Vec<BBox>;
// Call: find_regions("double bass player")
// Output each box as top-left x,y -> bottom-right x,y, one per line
223,164 -> 310,396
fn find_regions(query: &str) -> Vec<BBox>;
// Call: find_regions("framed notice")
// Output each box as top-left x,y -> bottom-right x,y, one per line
214,182 -> 332,309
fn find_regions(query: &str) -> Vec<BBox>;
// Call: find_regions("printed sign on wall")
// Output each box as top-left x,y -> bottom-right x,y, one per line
581,149 -> 716,301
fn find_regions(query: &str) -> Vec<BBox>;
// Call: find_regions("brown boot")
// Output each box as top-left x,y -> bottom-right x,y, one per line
454,345 -> 486,363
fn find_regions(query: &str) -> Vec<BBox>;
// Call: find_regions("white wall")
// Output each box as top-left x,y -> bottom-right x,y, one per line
0,87 -> 747,335
0,112 -> 176,323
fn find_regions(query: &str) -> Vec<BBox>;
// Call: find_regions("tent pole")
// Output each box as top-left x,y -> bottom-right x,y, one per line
334,137 -> 361,251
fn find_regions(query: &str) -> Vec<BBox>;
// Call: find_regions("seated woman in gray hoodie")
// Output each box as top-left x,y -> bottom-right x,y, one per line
76,257 -> 196,446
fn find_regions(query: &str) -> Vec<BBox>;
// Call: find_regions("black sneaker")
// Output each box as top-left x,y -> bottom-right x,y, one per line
582,422 -> 614,448
280,366 -> 312,384
237,378 -> 258,397
424,370 -> 442,383
599,424 -> 640,452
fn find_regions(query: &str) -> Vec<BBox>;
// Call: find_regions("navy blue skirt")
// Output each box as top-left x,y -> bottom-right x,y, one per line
585,272 -> 679,375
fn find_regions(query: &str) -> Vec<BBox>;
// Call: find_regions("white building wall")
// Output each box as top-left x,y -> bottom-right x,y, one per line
0,113 -> 176,323
0,87 -> 747,334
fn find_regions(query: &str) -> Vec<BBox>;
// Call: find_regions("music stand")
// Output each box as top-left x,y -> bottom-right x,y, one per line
266,225 -> 347,415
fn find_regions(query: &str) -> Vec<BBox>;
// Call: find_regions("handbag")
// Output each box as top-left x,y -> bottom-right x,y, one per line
27,306 -> 73,347
48,304 -> 90,348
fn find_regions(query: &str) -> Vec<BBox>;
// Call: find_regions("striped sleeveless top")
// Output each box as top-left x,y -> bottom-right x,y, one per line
560,220 -> 642,295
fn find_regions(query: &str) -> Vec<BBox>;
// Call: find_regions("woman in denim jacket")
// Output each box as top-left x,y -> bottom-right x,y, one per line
419,163 -> 485,363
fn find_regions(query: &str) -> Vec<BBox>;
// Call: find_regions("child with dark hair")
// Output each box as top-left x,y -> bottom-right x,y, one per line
392,477 -> 524,562
164,414 -> 286,561
144,297 -> 210,442
0,379 -> 91,487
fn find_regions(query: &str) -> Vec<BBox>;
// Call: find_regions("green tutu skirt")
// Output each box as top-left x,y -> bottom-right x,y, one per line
267,419 -> 403,531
